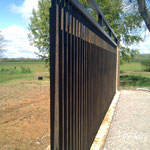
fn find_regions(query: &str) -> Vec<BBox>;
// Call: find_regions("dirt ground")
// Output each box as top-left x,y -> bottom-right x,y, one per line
0,81 -> 50,150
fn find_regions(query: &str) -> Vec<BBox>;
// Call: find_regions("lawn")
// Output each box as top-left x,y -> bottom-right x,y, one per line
120,62 -> 150,88
0,61 -> 49,84
120,62 -> 143,72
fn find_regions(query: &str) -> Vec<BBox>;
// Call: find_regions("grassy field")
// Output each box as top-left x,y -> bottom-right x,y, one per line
120,62 -> 150,88
0,61 -> 49,84
0,60 -> 50,150
0,58 -> 149,149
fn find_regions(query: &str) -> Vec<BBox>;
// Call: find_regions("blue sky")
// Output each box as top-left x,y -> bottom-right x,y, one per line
0,0 -> 150,58
0,0 -> 24,28
0,0 -> 39,58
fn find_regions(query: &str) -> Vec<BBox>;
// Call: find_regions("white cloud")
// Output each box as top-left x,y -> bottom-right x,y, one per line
10,0 -> 39,22
6,0 -> 39,58
1,25 -> 38,58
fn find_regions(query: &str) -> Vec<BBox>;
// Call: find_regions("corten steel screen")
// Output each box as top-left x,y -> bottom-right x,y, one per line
50,0 -> 118,149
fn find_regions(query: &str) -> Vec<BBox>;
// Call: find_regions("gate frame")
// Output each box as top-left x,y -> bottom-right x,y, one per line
50,0 -> 120,149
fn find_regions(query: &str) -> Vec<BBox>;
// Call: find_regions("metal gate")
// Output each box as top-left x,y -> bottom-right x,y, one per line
50,0 -> 119,149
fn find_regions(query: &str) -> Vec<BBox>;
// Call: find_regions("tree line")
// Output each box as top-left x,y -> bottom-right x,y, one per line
1,0 -> 150,64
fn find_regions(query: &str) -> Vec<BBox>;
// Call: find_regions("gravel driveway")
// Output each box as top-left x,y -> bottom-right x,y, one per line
103,90 -> 150,150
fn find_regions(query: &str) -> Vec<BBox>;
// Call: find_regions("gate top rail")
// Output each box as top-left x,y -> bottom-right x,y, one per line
52,0 -> 118,47
69,0 -> 118,46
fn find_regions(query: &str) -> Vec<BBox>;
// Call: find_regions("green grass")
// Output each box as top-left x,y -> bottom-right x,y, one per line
1,59 -> 150,88
120,75 -> 150,87
120,62 -> 143,72
120,62 -> 150,88
0,61 -> 47,72
0,73 -> 33,84
0,61 -> 49,84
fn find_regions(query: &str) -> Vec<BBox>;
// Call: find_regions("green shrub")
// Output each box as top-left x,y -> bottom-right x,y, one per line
0,66 -> 31,74
141,59 -> 150,72
0,67 -> 18,73
120,75 -> 150,87
20,66 -> 31,73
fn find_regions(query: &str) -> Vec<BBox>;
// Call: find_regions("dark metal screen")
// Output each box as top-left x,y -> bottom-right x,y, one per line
50,0 -> 118,149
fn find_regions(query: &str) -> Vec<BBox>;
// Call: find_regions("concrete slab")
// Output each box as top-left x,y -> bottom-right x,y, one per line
103,90 -> 150,150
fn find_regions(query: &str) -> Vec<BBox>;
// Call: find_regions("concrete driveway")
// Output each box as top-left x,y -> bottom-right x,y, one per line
103,90 -> 150,150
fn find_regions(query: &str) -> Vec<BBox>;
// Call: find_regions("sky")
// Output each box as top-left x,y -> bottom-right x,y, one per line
0,0 -> 150,58
0,0 -> 39,58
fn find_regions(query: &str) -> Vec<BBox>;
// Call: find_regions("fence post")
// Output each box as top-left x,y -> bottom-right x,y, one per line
116,42 -> 120,91
50,2 -> 60,149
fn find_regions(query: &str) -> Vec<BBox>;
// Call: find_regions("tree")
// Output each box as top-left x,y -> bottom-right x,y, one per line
79,0 -> 143,62
127,0 -> 150,32
28,0 -> 51,65
136,0 -> 150,32
130,49 -> 140,59
137,0 -> 150,31
141,59 -> 150,72
28,0 -> 143,64
80,0 -> 143,45
120,47 -> 140,64
0,31 -> 5,58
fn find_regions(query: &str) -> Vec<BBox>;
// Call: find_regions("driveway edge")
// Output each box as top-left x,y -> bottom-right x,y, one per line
90,91 -> 120,150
